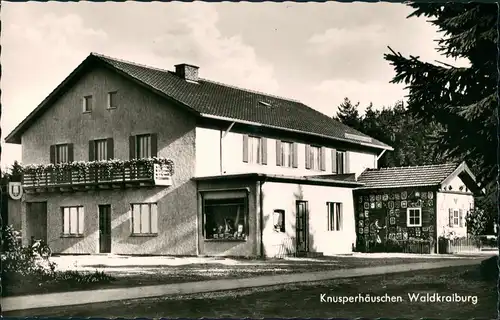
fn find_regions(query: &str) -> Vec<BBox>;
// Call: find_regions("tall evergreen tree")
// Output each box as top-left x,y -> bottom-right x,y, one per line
334,97 -> 362,131
384,3 -> 498,188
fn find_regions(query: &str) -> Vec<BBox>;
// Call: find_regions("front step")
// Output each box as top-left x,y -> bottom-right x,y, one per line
295,251 -> 324,258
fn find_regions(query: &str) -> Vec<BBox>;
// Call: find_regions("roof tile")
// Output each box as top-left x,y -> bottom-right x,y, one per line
357,163 -> 459,189
95,54 -> 391,149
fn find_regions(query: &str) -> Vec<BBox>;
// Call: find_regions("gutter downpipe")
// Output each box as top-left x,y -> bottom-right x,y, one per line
259,177 -> 266,258
220,121 -> 236,174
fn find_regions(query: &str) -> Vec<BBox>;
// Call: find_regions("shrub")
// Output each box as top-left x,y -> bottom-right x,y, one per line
479,255 -> 498,281
1,225 -> 56,277
55,270 -> 115,284
1,226 -> 115,296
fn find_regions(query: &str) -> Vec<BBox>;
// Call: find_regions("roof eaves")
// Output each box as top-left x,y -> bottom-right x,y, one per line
355,183 -> 440,190
200,113 -> 393,151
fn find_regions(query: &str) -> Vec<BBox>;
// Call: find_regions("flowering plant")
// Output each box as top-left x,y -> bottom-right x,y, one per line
21,158 -> 174,182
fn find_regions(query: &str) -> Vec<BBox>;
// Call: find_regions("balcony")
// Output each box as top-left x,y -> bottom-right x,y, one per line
22,158 -> 174,193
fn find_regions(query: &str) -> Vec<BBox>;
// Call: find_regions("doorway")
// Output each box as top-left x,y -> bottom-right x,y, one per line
98,205 -> 112,253
26,202 -> 47,243
295,200 -> 309,253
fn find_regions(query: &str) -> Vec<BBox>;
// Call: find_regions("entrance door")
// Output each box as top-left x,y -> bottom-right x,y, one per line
296,200 -> 309,253
26,202 -> 47,243
98,205 -> 112,253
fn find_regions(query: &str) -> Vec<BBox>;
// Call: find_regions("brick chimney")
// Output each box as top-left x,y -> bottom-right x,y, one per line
175,63 -> 199,82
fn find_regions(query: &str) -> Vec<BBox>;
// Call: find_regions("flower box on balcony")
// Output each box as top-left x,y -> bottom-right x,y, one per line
21,158 -> 174,192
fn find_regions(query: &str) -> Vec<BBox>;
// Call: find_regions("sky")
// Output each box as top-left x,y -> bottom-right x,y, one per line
1,2 -> 467,169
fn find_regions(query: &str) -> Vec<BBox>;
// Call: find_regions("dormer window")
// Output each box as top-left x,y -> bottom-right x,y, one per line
83,95 -> 93,113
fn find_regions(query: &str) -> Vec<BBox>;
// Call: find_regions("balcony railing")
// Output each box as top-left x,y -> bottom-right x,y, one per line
22,158 -> 174,191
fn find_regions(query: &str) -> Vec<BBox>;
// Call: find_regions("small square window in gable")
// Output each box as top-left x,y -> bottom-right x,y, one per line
108,91 -> 118,109
83,95 -> 93,113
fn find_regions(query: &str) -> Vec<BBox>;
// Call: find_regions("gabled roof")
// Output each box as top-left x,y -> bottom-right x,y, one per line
357,162 -> 483,194
5,53 -> 392,151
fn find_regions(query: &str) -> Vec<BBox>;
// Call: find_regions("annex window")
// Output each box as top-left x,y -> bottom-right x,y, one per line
202,191 -> 248,240
449,209 -> 464,227
336,150 -> 346,174
327,202 -> 343,231
62,206 -> 84,236
273,209 -> 285,233
131,203 -> 158,235
107,91 -> 118,109
83,95 -> 93,113
407,208 -> 422,227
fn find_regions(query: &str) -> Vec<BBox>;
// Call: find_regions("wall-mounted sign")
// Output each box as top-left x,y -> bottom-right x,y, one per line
8,182 -> 23,200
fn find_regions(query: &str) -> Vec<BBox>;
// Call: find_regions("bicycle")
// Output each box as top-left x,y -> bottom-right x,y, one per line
31,238 -> 52,259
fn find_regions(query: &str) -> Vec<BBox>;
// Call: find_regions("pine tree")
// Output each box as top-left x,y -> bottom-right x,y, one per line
334,97 -> 362,131
384,3 -> 498,187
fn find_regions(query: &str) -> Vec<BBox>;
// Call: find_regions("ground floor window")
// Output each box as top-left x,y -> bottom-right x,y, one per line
203,192 -> 248,240
273,209 -> 285,232
327,202 -> 343,231
131,203 -> 158,235
62,206 -> 84,235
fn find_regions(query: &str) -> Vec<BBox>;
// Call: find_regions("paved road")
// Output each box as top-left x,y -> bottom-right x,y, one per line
2,257 -> 484,312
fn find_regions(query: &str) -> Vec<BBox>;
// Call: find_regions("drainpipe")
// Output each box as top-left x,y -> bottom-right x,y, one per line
259,178 -> 266,258
220,121 -> 236,175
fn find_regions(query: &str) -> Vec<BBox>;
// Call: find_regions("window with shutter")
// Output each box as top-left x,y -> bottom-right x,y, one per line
131,203 -> 158,234
55,144 -> 69,164
94,139 -> 108,161
452,209 -> 460,227
336,151 -> 346,174
247,136 -> 262,164
279,141 -> 293,168
331,149 -> 337,173
136,134 -> 152,159
309,146 -> 321,171
62,206 -> 85,235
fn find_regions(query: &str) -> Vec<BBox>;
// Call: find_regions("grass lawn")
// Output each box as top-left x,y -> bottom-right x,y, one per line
5,264 -> 497,318
3,256 -> 464,297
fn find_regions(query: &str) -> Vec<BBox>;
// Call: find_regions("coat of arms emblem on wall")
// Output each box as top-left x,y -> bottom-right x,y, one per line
8,182 -> 23,200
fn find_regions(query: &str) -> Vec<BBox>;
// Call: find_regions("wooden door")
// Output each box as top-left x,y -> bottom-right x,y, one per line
98,205 -> 112,253
296,200 -> 309,253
